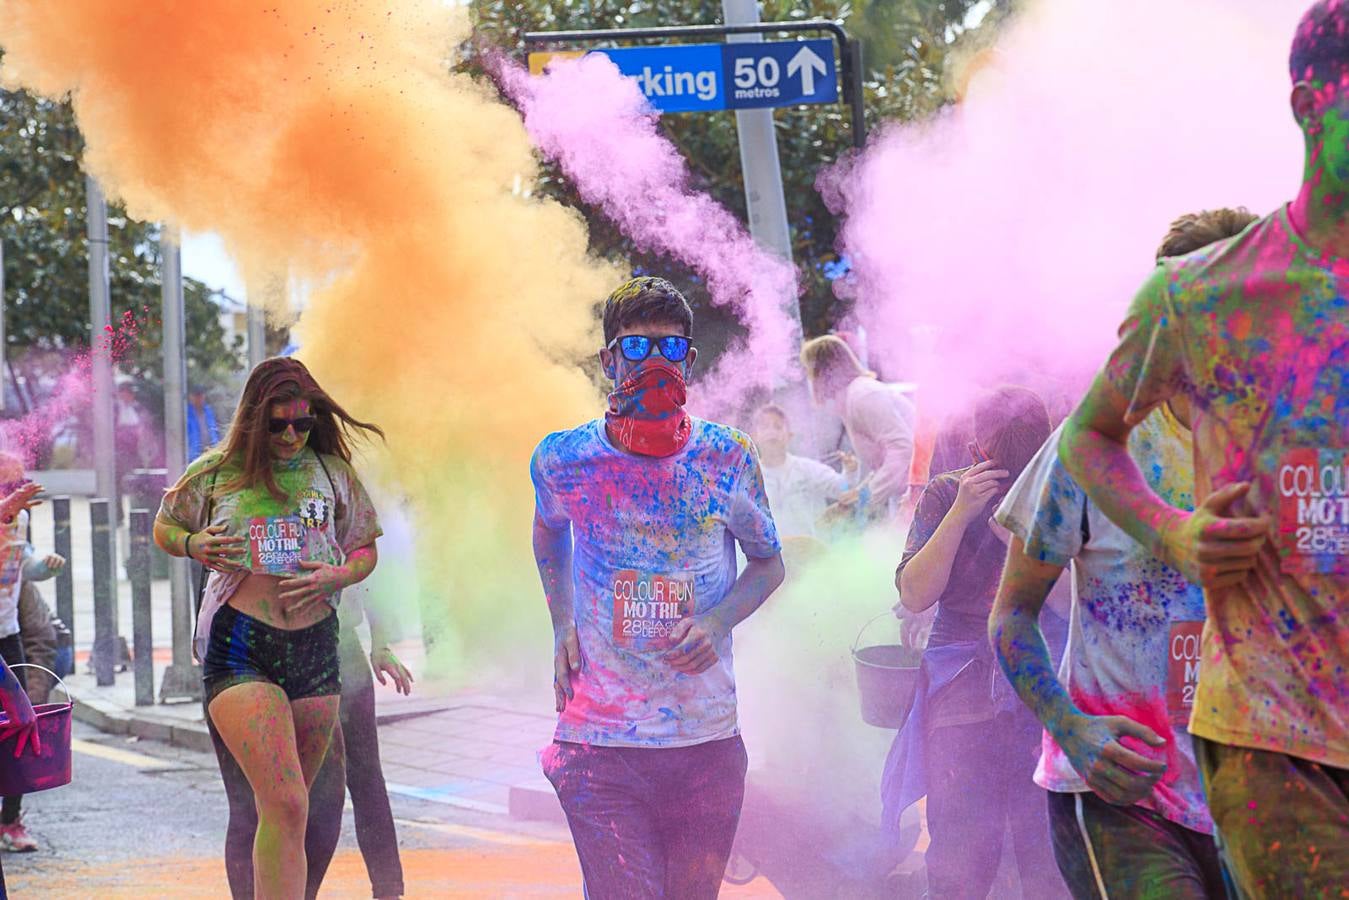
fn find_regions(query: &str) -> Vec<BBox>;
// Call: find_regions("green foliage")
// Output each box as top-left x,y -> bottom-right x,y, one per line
0,88 -> 244,436
470,0 -> 1011,344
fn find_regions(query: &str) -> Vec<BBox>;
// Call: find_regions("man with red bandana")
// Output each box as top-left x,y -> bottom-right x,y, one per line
530,276 -> 785,899
1061,2 -> 1349,893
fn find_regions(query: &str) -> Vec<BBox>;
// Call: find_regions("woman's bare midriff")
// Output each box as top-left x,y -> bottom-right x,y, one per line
227,572 -> 334,630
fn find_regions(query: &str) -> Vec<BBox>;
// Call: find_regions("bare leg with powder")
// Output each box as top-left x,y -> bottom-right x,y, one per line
210,683 -> 339,900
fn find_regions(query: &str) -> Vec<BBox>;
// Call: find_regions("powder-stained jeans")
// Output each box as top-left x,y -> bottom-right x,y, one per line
543,736 -> 748,900
1195,737 -> 1349,900
924,716 -> 1068,899
1047,790 -> 1225,899
209,628 -> 404,899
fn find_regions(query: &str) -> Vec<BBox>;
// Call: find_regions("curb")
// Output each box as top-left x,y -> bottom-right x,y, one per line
70,694 -> 459,755
71,693 -> 214,754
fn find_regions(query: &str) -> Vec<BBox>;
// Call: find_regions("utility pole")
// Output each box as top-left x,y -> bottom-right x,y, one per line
158,228 -> 200,701
86,175 -> 121,676
246,303 -> 267,369
86,177 -> 118,504
720,0 -> 801,338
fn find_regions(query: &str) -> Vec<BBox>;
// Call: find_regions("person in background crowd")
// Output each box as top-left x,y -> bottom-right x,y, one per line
883,386 -> 1065,899
800,335 -> 917,522
188,384 -> 222,461
0,454 -> 63,854
991,208 -> 1258,899
749,404 -> 855,541
0,628 -> 40,897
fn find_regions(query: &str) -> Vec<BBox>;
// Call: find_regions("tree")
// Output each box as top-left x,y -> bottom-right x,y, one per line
469,0 -> 1012,345
0,87 -> 244,464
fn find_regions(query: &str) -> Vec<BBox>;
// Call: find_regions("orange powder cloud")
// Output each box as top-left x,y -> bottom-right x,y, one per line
0,1 -> 620,684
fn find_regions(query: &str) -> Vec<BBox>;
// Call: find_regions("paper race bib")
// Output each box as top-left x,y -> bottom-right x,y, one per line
1165,620 -> 1203,726
1277,449 -> 1349,574
611,570 -> 694,650
248,516 -> 308,575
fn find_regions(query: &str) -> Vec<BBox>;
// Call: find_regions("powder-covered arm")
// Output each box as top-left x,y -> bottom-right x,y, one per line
664,552 -> 785,676
897,464 -> 1005,613
1061,274 -> 1269,588
666,443 -> 784,674
990,537 -> 1167,805
533,511 -> 578,711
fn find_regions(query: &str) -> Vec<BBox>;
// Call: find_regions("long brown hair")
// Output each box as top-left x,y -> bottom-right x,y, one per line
187,357 -> 384,502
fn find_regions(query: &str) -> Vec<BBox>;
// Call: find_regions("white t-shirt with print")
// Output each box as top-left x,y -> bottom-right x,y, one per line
761,454 -> 848,539
0,511 -> 30,639
531,417 -> 781,748
995,410 -> 1212,834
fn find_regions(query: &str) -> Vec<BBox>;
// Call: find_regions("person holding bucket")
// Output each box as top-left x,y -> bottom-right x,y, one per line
155,357 -> 384,900
0,454 -> 65,854
883,386 -> 1065,899
0,649 -> 39,898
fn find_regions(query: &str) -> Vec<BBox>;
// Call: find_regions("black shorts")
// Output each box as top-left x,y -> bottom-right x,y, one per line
203,604 -> 341,703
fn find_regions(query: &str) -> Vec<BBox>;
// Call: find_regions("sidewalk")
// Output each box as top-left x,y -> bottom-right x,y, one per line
25,497 -> 566,826
64,639 -> 566,825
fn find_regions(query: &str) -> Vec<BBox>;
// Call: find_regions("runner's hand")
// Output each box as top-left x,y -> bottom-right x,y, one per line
1160,482 -> 1270,590
1057,712 -> 1167,806
277,560 -> 349,612
370,646 -> 414,696
43,554 -> 66,573
664,614 -> 725,675
554,623 -> 581,712
0,483 -> 42,523
951,461 -> 1009,524
189,524 -> 248,573
0,674 -> 39,758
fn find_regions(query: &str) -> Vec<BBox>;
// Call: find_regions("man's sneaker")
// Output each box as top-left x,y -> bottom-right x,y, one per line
0,819 -> 38,852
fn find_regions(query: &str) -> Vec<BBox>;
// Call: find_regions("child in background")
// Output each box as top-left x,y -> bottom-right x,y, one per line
749,404 -> 855,542
0,453 -> 64,853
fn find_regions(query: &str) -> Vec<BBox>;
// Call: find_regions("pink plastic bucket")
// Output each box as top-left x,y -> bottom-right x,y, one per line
0,665 -> 72,795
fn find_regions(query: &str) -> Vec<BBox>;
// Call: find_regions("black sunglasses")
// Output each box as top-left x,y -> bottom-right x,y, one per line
269,416 -> 317,435
608,334 -> 693,363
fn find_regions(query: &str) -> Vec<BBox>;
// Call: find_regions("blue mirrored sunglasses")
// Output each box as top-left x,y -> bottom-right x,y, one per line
608,334 -> 692,363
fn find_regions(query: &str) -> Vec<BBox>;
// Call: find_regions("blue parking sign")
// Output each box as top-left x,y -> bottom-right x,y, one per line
528,39 -> 839,114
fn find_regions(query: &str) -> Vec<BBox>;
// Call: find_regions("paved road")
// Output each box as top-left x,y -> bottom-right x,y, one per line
2,722 -> 782,898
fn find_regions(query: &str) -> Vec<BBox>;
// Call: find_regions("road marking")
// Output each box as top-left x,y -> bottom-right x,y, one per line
393,816 -> 560,847
71,738 -> 183,771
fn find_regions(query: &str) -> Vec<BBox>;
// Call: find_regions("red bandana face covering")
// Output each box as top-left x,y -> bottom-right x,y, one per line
605,361 -> 693,457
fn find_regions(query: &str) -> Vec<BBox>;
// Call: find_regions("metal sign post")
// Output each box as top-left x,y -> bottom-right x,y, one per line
158,229 -> 201,701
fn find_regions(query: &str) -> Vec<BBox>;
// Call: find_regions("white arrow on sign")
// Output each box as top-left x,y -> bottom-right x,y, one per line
787,45 -> 828,96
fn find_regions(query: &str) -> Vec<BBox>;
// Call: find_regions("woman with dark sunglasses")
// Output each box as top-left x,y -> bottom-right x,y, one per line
154,357 -> 384,899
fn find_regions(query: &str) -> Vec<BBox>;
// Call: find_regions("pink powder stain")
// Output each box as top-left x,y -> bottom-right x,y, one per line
494,53 -> 801,415
0,309 -> 149,468
1069,685 -> 1182,785
818,0 -> 1310,422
